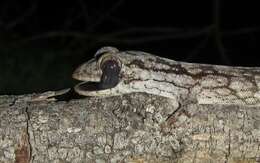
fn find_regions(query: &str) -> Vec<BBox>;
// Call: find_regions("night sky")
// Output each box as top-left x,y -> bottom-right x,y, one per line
0,0 -> 259,94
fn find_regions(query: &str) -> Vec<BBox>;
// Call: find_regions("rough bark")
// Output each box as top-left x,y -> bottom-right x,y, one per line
0,92 -> 259,163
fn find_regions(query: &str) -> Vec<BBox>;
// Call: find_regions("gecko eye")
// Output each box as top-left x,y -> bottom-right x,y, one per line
97,54 -> 122,89
97,53 -> 121,70
94,46 -> 119,61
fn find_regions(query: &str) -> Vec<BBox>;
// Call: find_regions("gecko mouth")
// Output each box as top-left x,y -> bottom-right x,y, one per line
75,59 -> 121,92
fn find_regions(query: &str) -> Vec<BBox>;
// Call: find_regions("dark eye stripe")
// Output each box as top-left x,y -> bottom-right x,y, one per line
99,60 -> 121,89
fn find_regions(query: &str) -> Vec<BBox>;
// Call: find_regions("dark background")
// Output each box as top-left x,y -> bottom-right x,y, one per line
0,0 -> 259,95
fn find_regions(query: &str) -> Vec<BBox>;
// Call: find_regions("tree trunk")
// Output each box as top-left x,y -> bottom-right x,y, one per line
0,92 -> 259,163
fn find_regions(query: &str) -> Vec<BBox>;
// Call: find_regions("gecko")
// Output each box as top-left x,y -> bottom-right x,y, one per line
72,46 -> 260,106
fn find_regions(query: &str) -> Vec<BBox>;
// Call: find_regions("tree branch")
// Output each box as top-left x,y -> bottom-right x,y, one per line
0,88 -> 259,162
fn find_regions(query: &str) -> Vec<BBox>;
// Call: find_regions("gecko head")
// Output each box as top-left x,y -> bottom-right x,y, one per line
72,46 -> 127,97
73,46 -> 159,97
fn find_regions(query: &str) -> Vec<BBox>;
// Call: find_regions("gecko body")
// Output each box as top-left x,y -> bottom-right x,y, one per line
73,47 -> 260,106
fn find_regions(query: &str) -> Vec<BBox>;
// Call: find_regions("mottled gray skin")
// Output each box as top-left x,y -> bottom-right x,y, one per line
73,47 -> 260,106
